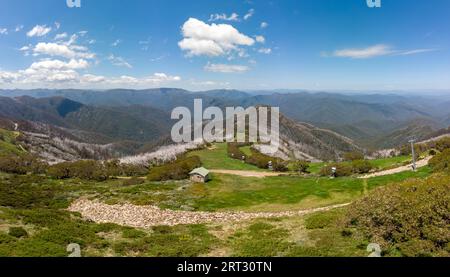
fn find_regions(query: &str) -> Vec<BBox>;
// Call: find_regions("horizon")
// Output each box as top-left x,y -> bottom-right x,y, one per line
0,0 -> 449,91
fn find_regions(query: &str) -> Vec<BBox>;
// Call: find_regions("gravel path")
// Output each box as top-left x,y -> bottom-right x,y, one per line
68,199 -> 350,228
359,156 -> 431,179
209,169 -> 287,178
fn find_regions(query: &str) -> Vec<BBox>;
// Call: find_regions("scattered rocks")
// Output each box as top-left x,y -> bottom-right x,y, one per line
68,199 -> 350,228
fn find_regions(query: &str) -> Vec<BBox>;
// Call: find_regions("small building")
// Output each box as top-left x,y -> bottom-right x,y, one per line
189,167 -> 210,183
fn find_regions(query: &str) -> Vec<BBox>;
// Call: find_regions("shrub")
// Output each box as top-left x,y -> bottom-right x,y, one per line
227,143 -> 247,160
292,160 -> 310,173
246,148 -> 288,172
47,160 -> 108,181
320,163 -> 353,177
429,149 -> 450,173
343,151 -> 364,161
351,160 -> 373,174
345,175 -> 450,257
105,160 -> 148,177
8,227 -> 28,238
0,154 -> 47,175
147,156 -> 201,181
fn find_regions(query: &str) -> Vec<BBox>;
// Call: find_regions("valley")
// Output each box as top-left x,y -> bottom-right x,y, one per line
0,89 -> 448,257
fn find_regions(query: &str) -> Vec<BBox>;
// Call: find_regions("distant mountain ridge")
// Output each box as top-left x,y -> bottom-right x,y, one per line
0,88 -> 447,149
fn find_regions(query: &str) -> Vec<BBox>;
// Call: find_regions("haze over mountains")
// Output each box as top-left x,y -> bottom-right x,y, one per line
0,88 -> 449,161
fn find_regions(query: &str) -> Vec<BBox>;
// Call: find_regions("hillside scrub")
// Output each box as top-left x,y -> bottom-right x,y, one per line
47,160 -> 108,181
147,156 -> 201,181
227,142 -> 249,160
344,175 -> 450,257
343,151 -> 365,161
429,149 -> 450,173
320,163 -> 353,177
319,160 -> 374,177
0,154 -> 47,175
246,148 -> 288,172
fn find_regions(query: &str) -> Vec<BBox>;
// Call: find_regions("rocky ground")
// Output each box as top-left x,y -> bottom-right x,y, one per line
68,199 -> 350,228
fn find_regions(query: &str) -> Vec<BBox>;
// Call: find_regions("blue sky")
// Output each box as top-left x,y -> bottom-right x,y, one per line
0,0 -> 449,91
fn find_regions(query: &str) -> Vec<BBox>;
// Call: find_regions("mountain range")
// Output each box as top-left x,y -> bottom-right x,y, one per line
0,88 -> 449,162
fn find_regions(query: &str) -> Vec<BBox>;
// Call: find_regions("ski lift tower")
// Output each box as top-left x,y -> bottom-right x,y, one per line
409,138 -> 417,171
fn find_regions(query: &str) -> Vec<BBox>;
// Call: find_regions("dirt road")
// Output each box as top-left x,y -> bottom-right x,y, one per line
359,156 -> 431,179
210,169 -> 287,178
68,199 -> 350,228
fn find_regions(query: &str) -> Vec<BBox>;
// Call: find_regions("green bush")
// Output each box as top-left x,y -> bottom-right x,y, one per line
246,149 -> 288,172
292,160 -> 310,173
320,163 -> 353,177
429,149 -> 450,173
8,227 -> 28,238
0,154 -> 47,175
345,175 -> 450,257
343,151 -> 364,161
351,160 -> 373,174
47,160 -> 108,181
227,143 -> 247,160
105,160 -> 148,177
147,156 -> 201,181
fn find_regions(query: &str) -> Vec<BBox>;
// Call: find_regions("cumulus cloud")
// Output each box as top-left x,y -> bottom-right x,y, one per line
33,42 -> 95,59
28,59 -> 89,71
27,25 -> 52,37
0,28 -> 8,35
178,18 -> 254,57
209,13 -> 239,22
0,67 -> 181,88
260,22 -> 269,29
255,35 -> 265,43
204,63 -> 249,73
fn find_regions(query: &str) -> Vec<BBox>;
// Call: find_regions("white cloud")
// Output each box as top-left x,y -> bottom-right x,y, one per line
108,54 -> 132,68
27,25 -> 52,37
204,63 -> 249,73
191,80 -> 230,87
333,44 -> 392,59
178,18 -> 254,57
28,59 -> 89,71
255,35 -> 265,43
260,22 -> 269,29
396,48 -> 437,56
244,9 -> 255,20
15,25 -> 24,32
0,28 -> 8,35
55,22 -> 61,30
33,42 -> 95,59
54,33 -> 68,40
330,44 -> 437,59
209,13 -> 239,22
0,67 -> 181,88
258,48 -> 272,54
111,39 -> 121,47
